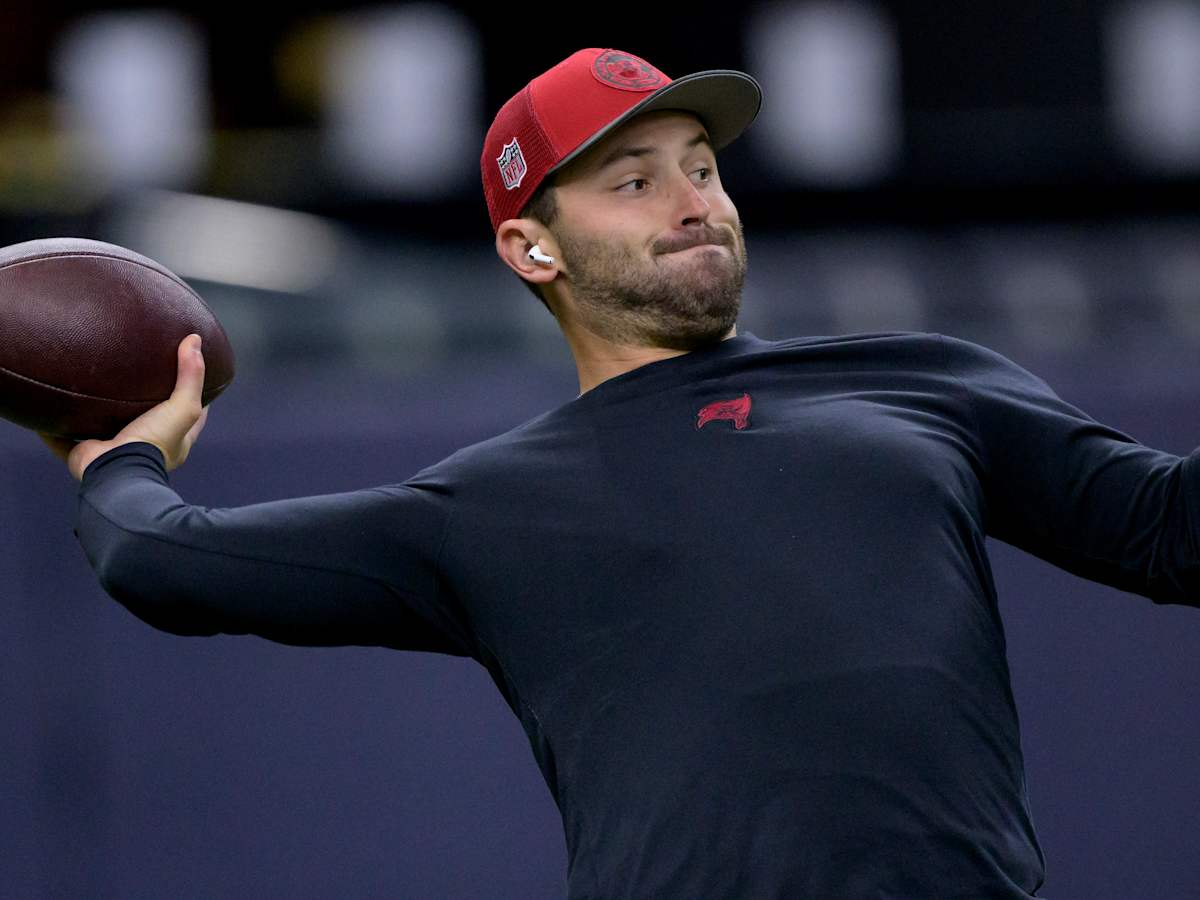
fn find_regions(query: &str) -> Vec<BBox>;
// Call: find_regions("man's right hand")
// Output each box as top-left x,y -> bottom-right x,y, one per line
41,334 -> 210,481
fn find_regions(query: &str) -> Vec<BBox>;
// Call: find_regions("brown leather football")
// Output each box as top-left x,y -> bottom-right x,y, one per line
0,237 -> 235,439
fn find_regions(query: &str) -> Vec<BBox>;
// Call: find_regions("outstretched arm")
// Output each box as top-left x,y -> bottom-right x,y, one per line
941,335 -> 1200,607
47,336 -> 473,656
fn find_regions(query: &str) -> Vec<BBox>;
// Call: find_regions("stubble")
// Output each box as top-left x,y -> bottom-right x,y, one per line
556,221 -> 748,351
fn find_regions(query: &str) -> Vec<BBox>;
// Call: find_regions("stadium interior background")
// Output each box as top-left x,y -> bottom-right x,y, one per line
2,3 -> 1198,898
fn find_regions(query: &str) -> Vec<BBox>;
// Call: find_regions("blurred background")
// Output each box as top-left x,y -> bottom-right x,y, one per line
1,2 -> 1198,897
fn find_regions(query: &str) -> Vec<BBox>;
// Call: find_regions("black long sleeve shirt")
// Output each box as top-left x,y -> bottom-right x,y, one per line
75,332 -> 1200,899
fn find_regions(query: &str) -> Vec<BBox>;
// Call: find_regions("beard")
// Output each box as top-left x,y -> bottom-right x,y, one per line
555,220 -> 747,351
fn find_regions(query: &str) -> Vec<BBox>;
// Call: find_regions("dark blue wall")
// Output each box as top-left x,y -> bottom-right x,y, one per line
3,346 -> 1198,899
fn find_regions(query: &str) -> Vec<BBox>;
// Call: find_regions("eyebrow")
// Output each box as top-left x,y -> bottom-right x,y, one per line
594,131 -> 714,173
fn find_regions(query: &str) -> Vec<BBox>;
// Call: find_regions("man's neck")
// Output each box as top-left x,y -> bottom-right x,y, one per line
565,324 -> 738,395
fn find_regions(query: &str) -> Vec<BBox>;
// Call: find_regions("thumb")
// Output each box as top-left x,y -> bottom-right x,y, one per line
170,334 -> 205,409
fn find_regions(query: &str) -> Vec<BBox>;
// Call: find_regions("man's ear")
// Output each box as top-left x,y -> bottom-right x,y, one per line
495,219 -> 560,286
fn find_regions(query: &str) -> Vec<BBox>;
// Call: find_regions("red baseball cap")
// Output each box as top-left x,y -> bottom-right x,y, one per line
481,48 -> 762,232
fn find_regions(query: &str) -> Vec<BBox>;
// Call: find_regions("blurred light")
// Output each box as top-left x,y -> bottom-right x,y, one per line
746,1 -> 901,185
1105,1 -> 1200,172
113,190 -> 342,294
324,4 -> 481,197
52,12 -> 208,190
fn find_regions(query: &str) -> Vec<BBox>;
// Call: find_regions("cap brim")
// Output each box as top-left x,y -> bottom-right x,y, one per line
547,69 -> 762,176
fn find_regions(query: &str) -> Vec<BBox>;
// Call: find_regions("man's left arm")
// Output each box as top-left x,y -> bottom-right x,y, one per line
939,334 -> 1199,607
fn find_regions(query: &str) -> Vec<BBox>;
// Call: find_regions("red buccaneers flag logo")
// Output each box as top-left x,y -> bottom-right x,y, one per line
696,393 -> 752,430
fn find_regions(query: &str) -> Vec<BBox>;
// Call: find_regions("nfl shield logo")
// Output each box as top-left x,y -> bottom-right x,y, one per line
497,138 -> 527,191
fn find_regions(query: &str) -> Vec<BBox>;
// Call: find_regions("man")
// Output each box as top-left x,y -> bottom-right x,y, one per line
47,48 -> 1199,899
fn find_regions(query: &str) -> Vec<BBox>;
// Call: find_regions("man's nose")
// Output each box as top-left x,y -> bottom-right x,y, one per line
671,172 -> 711,226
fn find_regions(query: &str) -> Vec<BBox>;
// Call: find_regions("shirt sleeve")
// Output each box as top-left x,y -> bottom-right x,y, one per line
938,335 -> 1200,607
74,442 -> 475,656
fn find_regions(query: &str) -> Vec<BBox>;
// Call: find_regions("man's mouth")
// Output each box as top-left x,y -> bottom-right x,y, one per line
655,231 -> 733,255
666,242 -> 724,253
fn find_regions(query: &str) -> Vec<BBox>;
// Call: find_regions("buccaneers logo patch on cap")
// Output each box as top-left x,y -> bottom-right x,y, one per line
497,138 -> 527,190
591,50 -> 666,92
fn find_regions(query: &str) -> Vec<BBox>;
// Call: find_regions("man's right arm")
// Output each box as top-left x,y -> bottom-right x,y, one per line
53,334 -> 472,656
77,441 -> 473,656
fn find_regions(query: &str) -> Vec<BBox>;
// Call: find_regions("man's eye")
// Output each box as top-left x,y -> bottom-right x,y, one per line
693,167 -> 711,182
619,178 -> 648,192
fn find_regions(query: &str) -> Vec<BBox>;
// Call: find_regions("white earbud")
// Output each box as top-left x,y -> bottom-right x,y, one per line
527,244 -> 555,266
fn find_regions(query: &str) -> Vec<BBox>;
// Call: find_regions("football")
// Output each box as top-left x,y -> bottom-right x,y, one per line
0,237 -> 235,439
